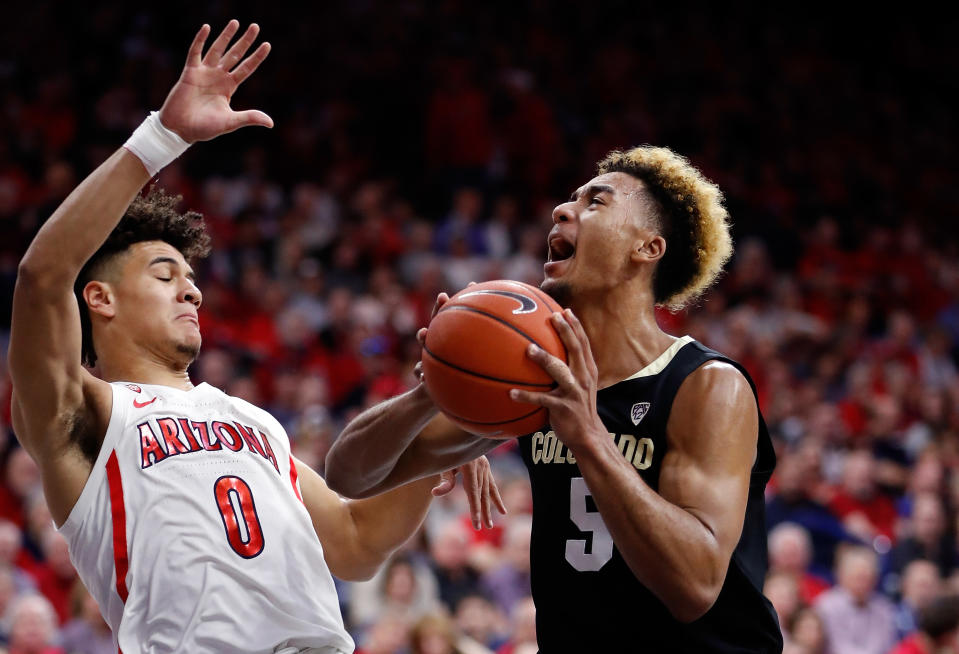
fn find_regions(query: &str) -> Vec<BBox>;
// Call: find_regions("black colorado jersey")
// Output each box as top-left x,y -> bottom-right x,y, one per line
517,337 -> 782,653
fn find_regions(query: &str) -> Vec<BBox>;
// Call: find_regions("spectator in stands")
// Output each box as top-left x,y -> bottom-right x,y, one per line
0,522 -> 34,595
764,571 -> 802,633
58,580 -> 112,654
786,607 -> 826,654
815,545 -> 897,654
887,492 -> 954,582
30,532 -> 74,625
354,611 -> 410,654
429,521 -> 482,611
0,567 -> 17,642
0,449 -> 40,529
768,522 -> 831,605
495,596 -> 536,654
767,449 -> 854,579
409,612 -> 486,654
894,560 -> 943,640
479,516 -> 532,615
5,594 -> 63,654
453,594 -> 506,653
349,553 -> 442,633
828,449 -> 899,546
889,594 -> 959,654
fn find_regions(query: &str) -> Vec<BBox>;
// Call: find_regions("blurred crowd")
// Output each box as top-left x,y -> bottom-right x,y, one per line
1,2 -> 958,654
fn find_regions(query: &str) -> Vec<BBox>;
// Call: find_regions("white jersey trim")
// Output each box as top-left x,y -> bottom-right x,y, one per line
622,335 -> 695,381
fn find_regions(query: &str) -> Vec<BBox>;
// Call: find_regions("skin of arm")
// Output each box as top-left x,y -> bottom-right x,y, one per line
324,384 -> 498,500
11,149 -> 152,525
8,21 -> 272,527
294,456 -> 444,581
511,310 -> 757,622
325,291 -> 500,500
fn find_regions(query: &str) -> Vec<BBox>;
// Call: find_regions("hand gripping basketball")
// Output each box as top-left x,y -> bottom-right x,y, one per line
420,280 -> 568,438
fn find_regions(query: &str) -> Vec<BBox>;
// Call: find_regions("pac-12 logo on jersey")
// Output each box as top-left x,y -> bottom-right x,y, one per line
630,402 -> 650,425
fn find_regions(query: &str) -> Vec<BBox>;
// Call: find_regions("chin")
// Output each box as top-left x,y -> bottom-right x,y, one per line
540,279 -> 573,308
173,338 -> 201,364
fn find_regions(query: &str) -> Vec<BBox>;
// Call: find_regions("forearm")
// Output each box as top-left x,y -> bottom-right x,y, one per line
341,474 -> 440,579
19,149 -> 150,282
325,384 -> 443,497
571,436 -> 728,622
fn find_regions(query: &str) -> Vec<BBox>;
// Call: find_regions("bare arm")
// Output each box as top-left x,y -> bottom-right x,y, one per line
325,384 -> 496,498
8,21 -> 271,526
10,148 -> 148,524
326,288 -> 506,529
512,311 -> 756,622
325,291 -> 499,499
294,456 -> 442,581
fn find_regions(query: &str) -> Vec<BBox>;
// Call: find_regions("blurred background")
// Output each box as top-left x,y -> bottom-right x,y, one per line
1,2 -> 958,653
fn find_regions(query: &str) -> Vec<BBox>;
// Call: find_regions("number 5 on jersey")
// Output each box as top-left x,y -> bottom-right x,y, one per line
214,475 -> 265,558
565,477 -> 614,571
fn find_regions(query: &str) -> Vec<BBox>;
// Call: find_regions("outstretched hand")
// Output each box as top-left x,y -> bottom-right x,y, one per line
159,20 -> 273,143
432,456 -> 507,530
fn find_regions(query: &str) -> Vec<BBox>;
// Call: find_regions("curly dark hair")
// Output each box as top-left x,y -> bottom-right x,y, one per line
597,146 -> 733,310
74,186 -> 211,367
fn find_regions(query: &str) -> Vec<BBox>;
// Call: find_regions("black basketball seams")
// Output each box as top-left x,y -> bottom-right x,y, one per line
436,304 -> 544,345
422,347 -> 556,388
434,403 -> 545,427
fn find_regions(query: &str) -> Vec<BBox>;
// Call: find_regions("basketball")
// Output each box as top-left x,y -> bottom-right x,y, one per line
422,280 -> 568,438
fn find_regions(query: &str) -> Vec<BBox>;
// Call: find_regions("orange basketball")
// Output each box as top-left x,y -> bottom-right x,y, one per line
422,279 -> 567,438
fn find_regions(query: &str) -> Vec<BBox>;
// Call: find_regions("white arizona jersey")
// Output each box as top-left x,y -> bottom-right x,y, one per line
57,381 -> 355,654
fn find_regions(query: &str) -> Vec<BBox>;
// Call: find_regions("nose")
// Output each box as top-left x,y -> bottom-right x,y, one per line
180,280 -> 202,308
551,201 -> 575,224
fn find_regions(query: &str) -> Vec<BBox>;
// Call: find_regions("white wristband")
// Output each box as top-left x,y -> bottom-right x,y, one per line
123,112 -> 190,177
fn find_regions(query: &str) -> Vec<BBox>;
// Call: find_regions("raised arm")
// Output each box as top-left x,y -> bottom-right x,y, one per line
8,21 -> 271,526
511,310 -> 756,622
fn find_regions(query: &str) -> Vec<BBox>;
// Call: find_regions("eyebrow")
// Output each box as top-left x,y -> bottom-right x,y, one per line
149,256 -> 196,283
570,183 -> 617,202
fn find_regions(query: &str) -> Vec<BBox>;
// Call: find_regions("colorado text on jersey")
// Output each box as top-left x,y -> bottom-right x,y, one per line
528,430 -> 654,470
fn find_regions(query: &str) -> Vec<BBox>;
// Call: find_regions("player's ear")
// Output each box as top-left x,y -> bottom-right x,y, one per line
631,235 -> 666,264
83,280 -> 117,318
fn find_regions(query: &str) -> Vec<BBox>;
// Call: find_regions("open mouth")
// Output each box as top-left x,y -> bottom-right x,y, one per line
548,235 -> 575,262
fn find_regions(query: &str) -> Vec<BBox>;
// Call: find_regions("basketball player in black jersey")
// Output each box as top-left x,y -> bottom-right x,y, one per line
326,146 -> 783,652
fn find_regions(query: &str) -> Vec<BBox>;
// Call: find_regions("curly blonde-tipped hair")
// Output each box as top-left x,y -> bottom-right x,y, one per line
597,146 -> 732,310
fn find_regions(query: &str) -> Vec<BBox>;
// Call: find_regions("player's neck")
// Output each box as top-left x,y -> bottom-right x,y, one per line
96,346 -> 194,391
572,286 -> 676,389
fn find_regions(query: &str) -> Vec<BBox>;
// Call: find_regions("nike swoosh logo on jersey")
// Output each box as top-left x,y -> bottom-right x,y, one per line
133,397 -> 157,409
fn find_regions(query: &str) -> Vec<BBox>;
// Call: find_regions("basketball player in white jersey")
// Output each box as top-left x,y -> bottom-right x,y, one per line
8,21 -> 504,654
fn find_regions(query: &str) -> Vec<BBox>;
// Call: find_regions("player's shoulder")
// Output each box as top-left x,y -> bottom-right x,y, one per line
218,388 -> 289,434
667,340 -> 754,411
676,340 -> 750,386
682,358 -> 752,402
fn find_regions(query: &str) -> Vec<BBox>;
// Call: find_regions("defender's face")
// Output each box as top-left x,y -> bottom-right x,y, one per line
542,172 -> 652,304
110,241 -> 203,363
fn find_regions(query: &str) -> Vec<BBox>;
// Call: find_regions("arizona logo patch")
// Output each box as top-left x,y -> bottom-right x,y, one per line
630,402 -> 650,426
